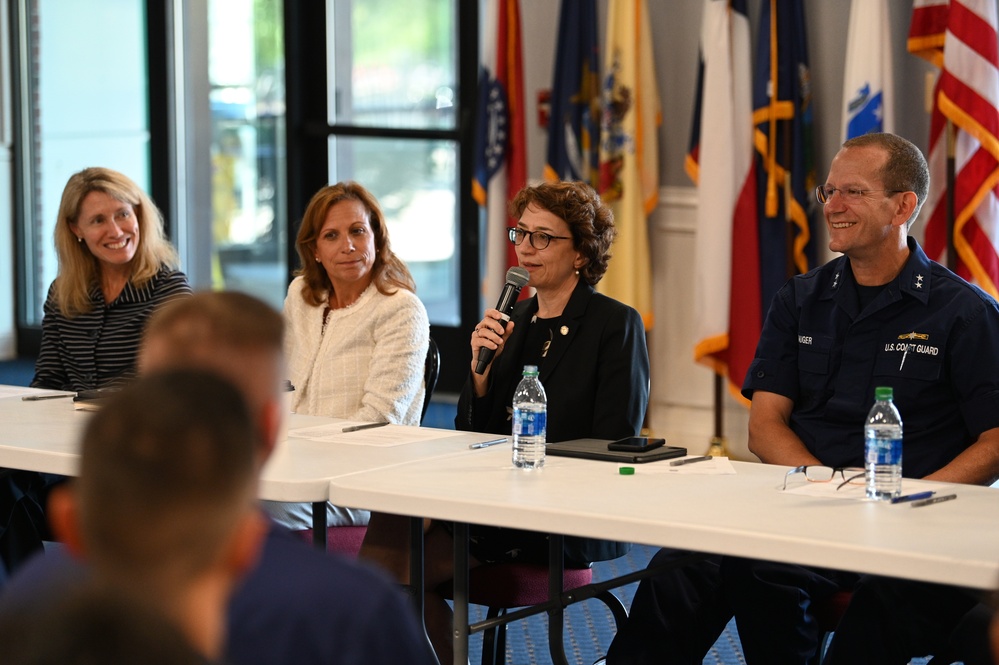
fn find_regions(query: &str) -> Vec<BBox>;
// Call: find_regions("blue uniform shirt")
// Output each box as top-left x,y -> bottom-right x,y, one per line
742,237 -> 999,478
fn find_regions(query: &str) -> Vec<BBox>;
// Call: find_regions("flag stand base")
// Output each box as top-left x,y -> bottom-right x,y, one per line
706,436 -> 729,458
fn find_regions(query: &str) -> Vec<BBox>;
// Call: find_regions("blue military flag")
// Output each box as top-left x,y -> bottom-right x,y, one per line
753,0 -> 819,314
544,0 -> 600,186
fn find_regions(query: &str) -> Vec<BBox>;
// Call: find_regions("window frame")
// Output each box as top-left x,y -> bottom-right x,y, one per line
11,0 -> 176,357
284,1 -> 480,393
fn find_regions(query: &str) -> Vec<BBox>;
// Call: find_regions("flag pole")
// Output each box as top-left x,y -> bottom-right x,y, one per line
707,374 -> 728,457
782,120 -> 796,280
945,118 -> 957,271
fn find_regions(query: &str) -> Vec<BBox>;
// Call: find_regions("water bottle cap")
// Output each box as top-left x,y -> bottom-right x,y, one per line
619,466 -> 635,475
875,386 -> 894,401
522,365 -> 539,375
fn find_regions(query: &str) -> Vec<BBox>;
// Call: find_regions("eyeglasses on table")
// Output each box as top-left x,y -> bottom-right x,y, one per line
782,465 -> 866,491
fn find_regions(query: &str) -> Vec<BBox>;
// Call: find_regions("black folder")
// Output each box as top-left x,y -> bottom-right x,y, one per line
546,438 -> 687,464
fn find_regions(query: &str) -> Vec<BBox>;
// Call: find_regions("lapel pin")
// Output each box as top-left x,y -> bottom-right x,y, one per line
560,325 -> 569,336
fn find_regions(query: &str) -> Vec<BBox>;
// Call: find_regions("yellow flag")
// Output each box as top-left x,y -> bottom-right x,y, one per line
598,0 -> 661,329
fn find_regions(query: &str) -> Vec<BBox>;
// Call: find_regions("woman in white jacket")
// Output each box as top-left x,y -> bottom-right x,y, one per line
266,181 -> 429,530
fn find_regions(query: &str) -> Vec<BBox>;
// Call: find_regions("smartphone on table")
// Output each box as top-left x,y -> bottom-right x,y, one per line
607,436 -> 666,453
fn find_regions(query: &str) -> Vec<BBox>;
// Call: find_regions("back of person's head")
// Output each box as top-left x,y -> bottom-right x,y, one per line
70,370 -> 260,596
139,290 -> 285,457
54,166 -> 179,316
509,180 -> 616,285
0,584 -> 207,665
842,132 -> 930,227
294,180 -> 416,305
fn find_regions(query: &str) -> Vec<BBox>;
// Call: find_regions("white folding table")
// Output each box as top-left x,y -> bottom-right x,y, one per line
0,388 -> 498,547
327,444 -> 999,665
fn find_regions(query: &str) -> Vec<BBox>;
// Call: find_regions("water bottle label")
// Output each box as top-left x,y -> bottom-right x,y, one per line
866,437 -> 902,465
514,410 -> 546,437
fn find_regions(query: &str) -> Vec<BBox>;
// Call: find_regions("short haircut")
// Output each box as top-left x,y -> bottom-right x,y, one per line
842,132 -> 930,228
293,181 -> 416,306
53,167 -> 179,317
509,180 -> 617,285
140,290 -> 285,421
78,370 -> 258,592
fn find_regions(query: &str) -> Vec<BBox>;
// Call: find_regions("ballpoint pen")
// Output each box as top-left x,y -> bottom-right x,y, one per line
890,490 -> 934,504
341,422 -> 389,433
21,393 -> 76,402
669,455 -> 713,467
910,493 -> 957,508
468,437 -> 508,450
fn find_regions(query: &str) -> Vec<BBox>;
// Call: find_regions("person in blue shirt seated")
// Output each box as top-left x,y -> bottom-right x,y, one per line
0,292 -> 437,665
606,133 -> 999,665
35,370 -> 264,661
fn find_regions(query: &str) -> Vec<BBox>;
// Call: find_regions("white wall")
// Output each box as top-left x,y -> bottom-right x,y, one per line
518,0 -> 937,460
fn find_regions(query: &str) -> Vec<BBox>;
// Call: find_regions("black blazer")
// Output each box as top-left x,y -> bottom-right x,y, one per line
457,279 -> 650,442
456,280 -> 650,565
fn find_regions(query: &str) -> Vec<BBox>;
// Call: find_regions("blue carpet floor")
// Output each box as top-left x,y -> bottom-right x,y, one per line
0,359 -> 35,387
463,542 -> 747,665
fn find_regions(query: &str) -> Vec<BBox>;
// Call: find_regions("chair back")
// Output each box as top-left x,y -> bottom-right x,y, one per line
421,336 -> 440,423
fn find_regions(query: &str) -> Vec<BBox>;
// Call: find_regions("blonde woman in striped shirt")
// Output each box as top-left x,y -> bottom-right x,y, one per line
30,167 -> 191,392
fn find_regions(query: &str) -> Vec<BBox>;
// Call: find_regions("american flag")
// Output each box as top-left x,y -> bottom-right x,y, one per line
909,0 -> 999,297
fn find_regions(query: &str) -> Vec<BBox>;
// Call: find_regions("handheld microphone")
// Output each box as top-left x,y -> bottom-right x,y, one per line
474,266 -> 530,374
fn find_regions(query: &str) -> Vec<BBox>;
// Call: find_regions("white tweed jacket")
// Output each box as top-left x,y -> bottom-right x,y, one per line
284,276 -> 429,425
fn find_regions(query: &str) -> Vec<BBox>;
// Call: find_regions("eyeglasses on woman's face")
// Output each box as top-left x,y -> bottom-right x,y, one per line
507,227 -> 572,250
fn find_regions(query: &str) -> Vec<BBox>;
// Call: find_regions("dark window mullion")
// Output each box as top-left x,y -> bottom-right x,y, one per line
284,0 -> 329,282
322,124 -> 460,142
146,0 -> 172,237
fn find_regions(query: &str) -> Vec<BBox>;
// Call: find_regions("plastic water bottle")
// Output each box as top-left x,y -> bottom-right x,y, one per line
864,386 -> 903,500
512,365 -> 546,469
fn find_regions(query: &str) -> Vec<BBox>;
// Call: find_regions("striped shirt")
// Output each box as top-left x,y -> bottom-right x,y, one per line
30,267 -> 192,392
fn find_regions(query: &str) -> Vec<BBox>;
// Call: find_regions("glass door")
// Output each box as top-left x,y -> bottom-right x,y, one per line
206,0 -> 287,309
